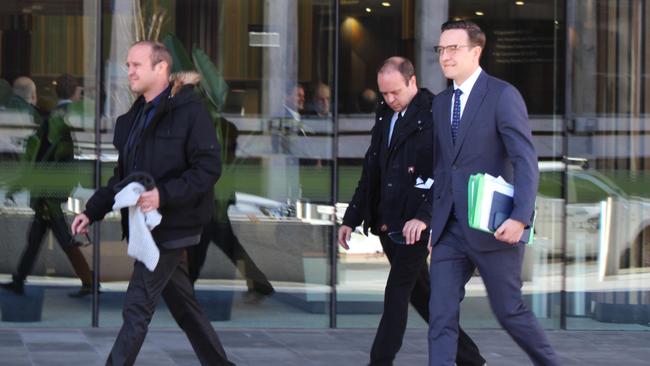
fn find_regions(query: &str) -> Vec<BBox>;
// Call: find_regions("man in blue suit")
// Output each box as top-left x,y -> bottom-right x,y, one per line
424,20 -> 560,365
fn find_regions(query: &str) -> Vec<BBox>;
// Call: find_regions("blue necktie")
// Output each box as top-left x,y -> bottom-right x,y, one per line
451,88 -> 463,144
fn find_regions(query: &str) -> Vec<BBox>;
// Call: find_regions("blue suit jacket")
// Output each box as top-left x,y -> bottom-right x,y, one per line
430,71 -> 538,252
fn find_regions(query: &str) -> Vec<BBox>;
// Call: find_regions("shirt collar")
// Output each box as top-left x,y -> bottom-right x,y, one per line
284,105 -> 301,121
453,66 -> 482,95
149,84 -> 171,108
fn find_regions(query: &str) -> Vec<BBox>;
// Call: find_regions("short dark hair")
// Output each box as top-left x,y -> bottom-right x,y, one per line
131,40 -> 173,74
55,74 -> 78,99
377,57 -> 416,86
441,20 -> 486,49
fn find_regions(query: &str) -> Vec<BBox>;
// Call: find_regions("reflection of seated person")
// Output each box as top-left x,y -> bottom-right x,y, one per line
54,73 -> 83,111
188,119 -> 274,303
271,83 -> 306,154
283,83 -> 305,121
1,75 -> 93,298
6,76 -> 44,125
304,83 -> 331,118
356,88 -> 378,114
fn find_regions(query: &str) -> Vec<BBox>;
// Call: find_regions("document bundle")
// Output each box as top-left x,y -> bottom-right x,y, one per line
467,173 -> 534,244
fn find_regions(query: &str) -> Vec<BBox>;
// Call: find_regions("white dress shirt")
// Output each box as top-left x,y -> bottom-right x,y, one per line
450,66 -> 483,124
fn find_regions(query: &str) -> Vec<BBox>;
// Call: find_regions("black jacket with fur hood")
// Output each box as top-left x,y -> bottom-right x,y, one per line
84,72 -> 221,249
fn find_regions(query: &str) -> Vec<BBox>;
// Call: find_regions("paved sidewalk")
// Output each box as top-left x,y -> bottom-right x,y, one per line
0,328 -> 648,365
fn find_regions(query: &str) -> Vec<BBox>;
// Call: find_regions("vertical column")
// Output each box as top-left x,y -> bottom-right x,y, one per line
414,0 -> 448,92
262,0 -> 301,202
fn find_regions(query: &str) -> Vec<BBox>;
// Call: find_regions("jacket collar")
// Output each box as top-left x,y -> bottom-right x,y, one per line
386,88 -> 432,151
451,70 -> 488,161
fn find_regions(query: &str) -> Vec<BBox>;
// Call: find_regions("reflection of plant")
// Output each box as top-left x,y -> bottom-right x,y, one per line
161,34 -> 230,161
133,0 -> 167,41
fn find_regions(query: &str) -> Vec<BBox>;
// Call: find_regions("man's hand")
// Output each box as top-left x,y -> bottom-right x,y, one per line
402,219 -> 427,245
494,218 -> 525,244
138,187 -> 160,213
338,225 -> 353,250
71,213 -> 91,235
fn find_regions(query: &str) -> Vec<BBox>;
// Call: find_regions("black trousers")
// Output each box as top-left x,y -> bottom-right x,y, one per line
369,234 -> 485,366
14,199 -> 92,285
107,247 -> 235,366
188,220 -> 273,294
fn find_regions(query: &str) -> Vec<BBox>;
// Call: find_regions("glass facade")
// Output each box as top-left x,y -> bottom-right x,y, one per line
0,0 -> 647,331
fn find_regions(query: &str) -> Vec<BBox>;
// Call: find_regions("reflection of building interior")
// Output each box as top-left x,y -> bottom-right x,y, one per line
0,0 -> 649,329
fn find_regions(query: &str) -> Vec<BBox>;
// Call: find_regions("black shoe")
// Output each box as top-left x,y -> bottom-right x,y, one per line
243,288 -> 274,304
0,280 -> 25,295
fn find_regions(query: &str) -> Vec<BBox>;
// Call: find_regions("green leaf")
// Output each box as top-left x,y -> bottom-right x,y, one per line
191,47 -> 229,113
161,33 -> 194,73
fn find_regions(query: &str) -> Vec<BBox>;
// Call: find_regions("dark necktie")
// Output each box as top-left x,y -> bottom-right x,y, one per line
451,88 -> 463,144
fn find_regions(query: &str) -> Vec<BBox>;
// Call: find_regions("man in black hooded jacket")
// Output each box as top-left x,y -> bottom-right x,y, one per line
71,41 -> 234,366
338,57 -> 485,366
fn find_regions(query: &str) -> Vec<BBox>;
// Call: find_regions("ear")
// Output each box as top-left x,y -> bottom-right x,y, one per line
156,61 -> 169,75
410,75 -> 417,88
473,46 -> 483,61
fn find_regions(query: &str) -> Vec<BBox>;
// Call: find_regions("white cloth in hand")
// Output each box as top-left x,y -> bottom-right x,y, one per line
112,182 -> 162,271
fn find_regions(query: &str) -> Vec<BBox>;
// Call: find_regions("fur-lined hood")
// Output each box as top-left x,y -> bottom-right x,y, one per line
170,71 -> 201,97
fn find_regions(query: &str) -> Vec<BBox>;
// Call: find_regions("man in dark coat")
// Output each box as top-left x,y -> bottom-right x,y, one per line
71,41 -> 235,366
338,57 -> 485,366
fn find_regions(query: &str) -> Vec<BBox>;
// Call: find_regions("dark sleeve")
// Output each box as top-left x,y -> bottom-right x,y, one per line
342,123 -> 381,229
412,113 -> 434,225
157,104 -> 221,208
496,85 -> 539,226
83,133 -> 124,222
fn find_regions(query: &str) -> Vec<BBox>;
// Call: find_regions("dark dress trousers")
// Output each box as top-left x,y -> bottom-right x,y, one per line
427,70 -> 560,366
343,89 -> 485,366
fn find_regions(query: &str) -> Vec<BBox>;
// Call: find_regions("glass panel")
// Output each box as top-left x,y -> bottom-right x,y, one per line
565,0 -> 650,330
335,0 -> 429,329
449,0 -> 565,330
0,0 -> 97,326
335,0 -> 565,330
99,0 -> 333,328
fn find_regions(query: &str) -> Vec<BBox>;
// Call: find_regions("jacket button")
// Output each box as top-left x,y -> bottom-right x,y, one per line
421,194 -> 425,198
379,117 -> 383,120
452,164 -> 458,170
387,183 -> 393,187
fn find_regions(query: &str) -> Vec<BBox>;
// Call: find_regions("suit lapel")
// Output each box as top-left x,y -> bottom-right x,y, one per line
452,71 -> 488,162
437,87 -> 454,161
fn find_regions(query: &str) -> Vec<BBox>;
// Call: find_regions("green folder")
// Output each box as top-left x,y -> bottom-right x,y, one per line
467,173 -> 535,244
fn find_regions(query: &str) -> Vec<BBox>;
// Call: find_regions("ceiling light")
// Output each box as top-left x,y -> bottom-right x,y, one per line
381,2 -> 391,7
366,7 -> 372,13
475,11 -> 484,16
515,1 -> 525,5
